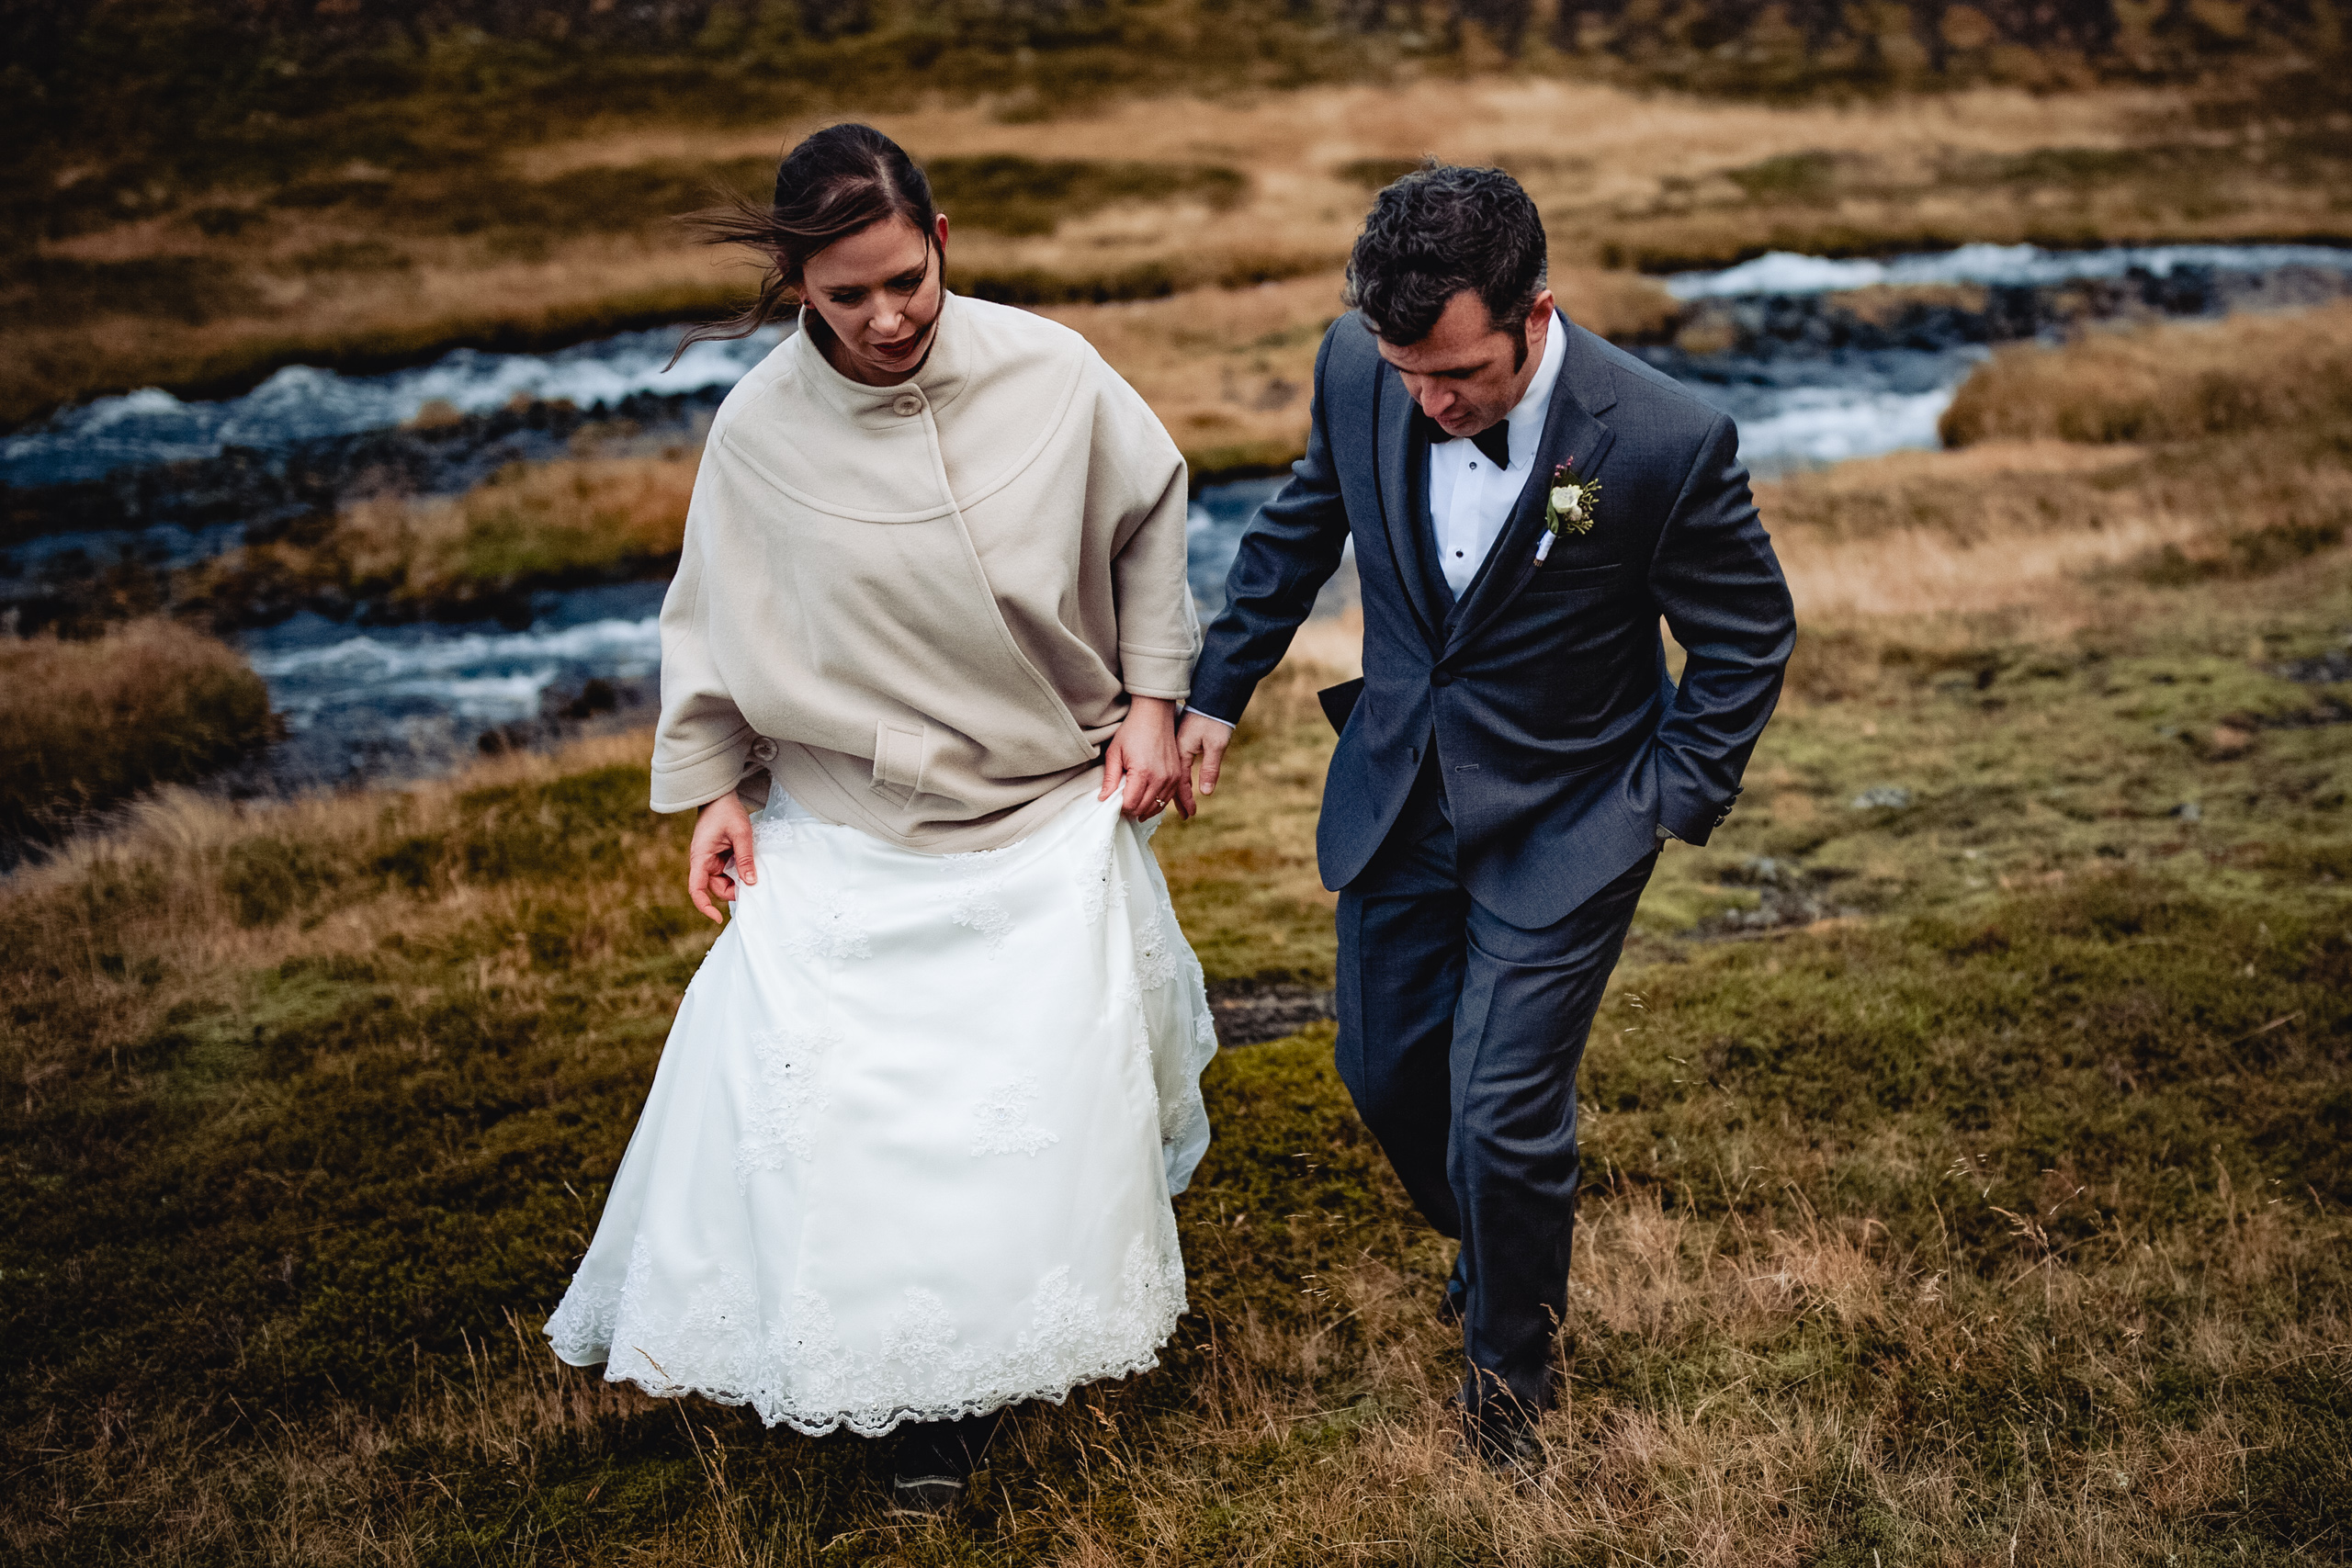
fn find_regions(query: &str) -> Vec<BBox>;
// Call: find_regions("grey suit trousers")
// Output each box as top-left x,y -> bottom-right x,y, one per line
1335,758 -> 1656,1417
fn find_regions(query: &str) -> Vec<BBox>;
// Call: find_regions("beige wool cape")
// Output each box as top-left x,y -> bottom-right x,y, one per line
650,291 -> 1200,852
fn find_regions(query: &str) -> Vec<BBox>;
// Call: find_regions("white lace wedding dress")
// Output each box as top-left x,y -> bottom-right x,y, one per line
543,788 -> 1219,1435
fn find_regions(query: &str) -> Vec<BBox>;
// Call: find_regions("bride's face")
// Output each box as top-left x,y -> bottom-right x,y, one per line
801,212 -> 951,387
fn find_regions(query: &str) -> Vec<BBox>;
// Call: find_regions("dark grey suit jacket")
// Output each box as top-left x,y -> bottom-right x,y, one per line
1187,310 -> 1796,930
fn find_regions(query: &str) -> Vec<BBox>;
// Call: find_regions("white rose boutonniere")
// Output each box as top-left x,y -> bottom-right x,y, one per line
1536,458 -> 1601,562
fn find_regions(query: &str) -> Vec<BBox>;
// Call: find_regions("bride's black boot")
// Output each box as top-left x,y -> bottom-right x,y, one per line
889,1410 -> 1003,1516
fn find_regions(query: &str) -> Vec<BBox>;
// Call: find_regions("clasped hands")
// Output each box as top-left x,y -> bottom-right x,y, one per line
1094,697 -> 1231,825
685,699 -> 1239,923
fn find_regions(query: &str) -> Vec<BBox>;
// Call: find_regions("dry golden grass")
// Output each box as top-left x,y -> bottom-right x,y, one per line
1043,274 -> 1340,473
1045,1180 -> 2337,1568
176,451 -> 700,619
337,451 -> 699,597
12,718 -> 652,924
520,75 -> 2189,277
1941,298 -> 2352,448
1746,305 -> 2352,644
1,727 -> 663,1118
1759,424 -> 2352,634
0,617 -> 276,842
17,72 -> 2349,424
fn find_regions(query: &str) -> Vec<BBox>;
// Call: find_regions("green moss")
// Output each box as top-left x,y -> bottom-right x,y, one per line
1180,1025 -> 1410,1321
1158,671 -> 1341,985
9,512 -> 2352,1555
925,154 -> 1247,235
1182,436 -> 1307,490
1724,149 -> 1845,205
221,835 -> 343,927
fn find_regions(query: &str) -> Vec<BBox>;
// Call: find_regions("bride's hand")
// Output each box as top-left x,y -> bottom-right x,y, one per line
1100,694 -> 1188,820
688,793 -> 758,923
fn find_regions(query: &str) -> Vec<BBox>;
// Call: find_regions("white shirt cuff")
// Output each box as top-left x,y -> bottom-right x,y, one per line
1183,707 -> 1237,728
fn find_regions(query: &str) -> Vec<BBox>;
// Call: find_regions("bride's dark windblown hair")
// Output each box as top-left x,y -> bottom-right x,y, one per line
669,122 -> 939,363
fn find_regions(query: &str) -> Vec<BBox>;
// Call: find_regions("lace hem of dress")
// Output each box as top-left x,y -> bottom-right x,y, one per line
545,1230 -> 1189,1438
593,1338 -> 1176,1438
545,1292 -> 1187,1438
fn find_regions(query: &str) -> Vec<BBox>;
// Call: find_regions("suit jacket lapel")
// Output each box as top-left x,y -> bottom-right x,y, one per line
1443,331 -> 1619,657
1372,360 -> 1445,654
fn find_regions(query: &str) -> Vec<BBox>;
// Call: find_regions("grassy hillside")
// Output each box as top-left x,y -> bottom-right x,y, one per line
4,309 -> 2350,1562
15,81 -> 2352,429
8,0 -> 2352,431
16,0 -> 2337,227
6,588 -> 2350,1562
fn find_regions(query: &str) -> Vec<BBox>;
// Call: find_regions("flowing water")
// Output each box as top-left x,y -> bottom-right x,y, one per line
239,582 -> 671,786
8,241 -> 2349,789
0,329 -> 783,492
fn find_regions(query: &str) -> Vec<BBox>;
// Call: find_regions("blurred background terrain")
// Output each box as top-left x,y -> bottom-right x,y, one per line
4,3 -> 2352,1562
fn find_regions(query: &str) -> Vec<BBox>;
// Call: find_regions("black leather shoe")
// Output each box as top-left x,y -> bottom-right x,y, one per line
888,1474 -> 966,1516
888,1409 -> 1002,1516
1461,1405 -> 1545,1478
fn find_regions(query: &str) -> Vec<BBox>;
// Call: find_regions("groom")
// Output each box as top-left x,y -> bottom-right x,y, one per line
1175,165 -> 1795,1465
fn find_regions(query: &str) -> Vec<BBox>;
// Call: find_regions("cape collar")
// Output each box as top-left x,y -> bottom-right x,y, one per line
790,288 -> 973,427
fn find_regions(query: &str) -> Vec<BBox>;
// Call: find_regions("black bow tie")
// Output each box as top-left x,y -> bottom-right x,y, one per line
1416,410 -> 1510,469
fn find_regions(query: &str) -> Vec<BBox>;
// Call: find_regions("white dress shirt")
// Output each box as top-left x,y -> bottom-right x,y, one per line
1186,312 -> 1567,729
1428,310 -> 1566,598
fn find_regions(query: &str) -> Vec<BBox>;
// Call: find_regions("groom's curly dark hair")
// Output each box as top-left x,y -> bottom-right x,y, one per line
1344,164 -> 1548,357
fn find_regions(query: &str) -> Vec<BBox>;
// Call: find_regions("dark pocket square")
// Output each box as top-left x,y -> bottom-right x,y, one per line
1524,561 -> 1622,595
1317,677 -> 1364,734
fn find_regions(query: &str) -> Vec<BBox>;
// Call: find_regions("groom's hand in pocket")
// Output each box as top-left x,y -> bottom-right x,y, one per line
1176,709 -> 1233,818
688,794 -> 757,923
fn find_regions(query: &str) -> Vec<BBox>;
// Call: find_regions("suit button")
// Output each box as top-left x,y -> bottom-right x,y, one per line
1430,671 -> 1453,688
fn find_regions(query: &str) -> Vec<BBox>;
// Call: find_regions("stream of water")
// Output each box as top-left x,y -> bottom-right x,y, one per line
8,240 -> 2348,788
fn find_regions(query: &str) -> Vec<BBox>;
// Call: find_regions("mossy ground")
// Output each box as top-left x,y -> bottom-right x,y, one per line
5,309 -> 2352,1565
5,508 -> 2349,1557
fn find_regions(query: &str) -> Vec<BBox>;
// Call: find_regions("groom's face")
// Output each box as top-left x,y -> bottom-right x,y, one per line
1376,288 -> 1555,438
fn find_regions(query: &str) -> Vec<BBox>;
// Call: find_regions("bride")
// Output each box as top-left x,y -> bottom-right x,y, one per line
543,123 -> 1219,1512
